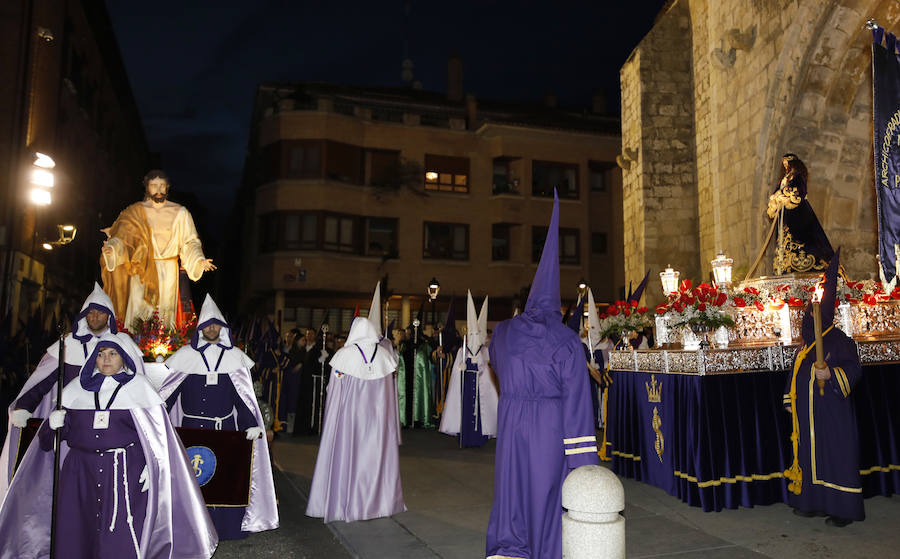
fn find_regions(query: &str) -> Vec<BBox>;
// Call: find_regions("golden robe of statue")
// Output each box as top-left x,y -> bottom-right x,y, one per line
101,200 -> 209,330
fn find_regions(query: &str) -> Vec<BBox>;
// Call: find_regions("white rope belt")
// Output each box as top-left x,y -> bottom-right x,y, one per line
182,410 -> 233,430
106,444 -> 140,557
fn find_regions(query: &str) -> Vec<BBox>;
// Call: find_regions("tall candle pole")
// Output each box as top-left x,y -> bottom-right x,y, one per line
812,283 -> 826,396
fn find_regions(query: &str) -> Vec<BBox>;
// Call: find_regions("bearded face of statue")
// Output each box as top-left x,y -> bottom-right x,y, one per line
146,177 -> 169,204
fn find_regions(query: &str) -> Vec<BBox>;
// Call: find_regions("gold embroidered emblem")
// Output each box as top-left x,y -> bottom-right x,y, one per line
192,454 -> 204,478
651,406 -> 664,462
645,374 -> 661,403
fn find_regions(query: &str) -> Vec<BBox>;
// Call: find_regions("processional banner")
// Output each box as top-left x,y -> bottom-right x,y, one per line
873,28 -> 900,285
176,427 -> 252,506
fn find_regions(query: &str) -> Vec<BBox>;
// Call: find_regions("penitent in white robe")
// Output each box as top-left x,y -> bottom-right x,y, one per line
104,201 -> 208,329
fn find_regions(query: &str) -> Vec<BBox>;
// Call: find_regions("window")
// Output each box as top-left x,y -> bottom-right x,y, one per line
368,149 -> 400,187
532,226 -> 580,264
492,157 -> 520,195
366,218 -> 398,257
560,228 -> 580,264
283,214 -> 318,250
592,232 -> 607,256
287,140 -> 322,178
259,214 -> 279,253
324,141 -> 363,184
589,160 -> 615,192
492,224 -> 511,261
423,222 -> 469,260
424,155 -> 469,193
532,161 -> 578,199
323,214 -> 357,253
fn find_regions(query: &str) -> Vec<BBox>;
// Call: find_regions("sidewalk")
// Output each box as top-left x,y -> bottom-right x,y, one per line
224,429 -> 900,558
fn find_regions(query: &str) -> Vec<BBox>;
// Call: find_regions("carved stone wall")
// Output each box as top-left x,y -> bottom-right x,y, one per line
621,0 -> 900,304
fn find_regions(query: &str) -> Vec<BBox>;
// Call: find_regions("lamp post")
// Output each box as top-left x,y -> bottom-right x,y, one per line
577,277 -> 587,298
427,277 -> 440,328
659,265 -> 680,295
710,251 -> 734,290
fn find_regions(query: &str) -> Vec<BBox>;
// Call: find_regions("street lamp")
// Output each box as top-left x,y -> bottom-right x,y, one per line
45,224 -> 77,248
659,265 -> 680,295
29,152 -> 54,206
427,277 -> 440,328
710,251 -> 734,290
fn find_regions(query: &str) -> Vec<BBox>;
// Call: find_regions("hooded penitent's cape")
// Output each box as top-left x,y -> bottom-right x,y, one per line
485,191 -> 598,559
0,333 -> 218,559
439,291 -> 498,443
306,317 -> 406,522
0,282 -> 121,497
367,282 -> 402,444
159,294 -> 278,534
783,248 -> 865,520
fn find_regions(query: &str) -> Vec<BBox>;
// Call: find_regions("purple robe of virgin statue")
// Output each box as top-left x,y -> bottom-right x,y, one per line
306,316 -> 406,522
486,192 -> 599,559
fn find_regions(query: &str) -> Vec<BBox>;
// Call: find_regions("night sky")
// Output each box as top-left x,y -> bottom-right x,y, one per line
105,0 -> 669,244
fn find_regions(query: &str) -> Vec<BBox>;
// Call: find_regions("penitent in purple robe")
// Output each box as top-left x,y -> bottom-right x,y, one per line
784,328 -> 864,521
39,410 -> 148,557
306,317 -> 406,522
784,248 -> 864,521
486,192 -> 598,559
161,294 -> 278,540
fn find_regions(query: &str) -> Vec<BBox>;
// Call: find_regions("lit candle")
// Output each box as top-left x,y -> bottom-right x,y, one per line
812,283 -> 826,396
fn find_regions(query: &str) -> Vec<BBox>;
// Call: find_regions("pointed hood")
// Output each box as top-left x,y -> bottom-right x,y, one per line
567,294 -> 584,333
368,281 -> 383,336
525,191 -> 561,318
628,270 -> 651,305
466,290 -> 482,353
190,294 -> 233,350
73,282 -> 117,342
328,317 -> 397,379
586,288 -> 603,347
479,294 -> 489,344
168,294 -> 253,373
802,248 -> 840,344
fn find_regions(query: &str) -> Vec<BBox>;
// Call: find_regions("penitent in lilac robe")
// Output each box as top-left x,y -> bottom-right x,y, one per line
485,314 -> 599,559
306,372 -> 406,522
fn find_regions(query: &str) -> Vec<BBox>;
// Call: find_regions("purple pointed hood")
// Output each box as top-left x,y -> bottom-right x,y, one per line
802,248 -> 840,344
628,270 -> 651,305
525,191 -> 561,319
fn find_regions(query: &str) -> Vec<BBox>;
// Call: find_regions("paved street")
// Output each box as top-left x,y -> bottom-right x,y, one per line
215,430 -> 900,558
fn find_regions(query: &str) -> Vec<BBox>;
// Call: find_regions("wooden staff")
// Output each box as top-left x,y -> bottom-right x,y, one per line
812,284 -> 826,396
49,323 -> 65,558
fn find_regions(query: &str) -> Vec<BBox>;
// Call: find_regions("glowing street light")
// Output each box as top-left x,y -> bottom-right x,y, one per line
29,188 -> 51,205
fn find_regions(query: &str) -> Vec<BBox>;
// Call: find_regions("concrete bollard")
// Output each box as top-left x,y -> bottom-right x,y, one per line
561,465 -> 625,559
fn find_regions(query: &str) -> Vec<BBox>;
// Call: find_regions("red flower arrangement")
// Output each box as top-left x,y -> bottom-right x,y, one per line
658,280 -> 735,330
117,312 -> 197,361
598,300 -> 651,339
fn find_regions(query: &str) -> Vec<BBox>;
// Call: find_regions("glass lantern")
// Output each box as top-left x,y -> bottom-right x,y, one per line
659,265 -> 680,295
710,251 -> 733,290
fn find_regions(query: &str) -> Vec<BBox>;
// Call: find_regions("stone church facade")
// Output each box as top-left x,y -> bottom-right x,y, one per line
620,0 -> 900,304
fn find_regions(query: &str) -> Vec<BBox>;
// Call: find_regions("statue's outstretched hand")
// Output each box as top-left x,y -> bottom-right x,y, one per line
202,258 -> 217,272
100,227 -> 111,239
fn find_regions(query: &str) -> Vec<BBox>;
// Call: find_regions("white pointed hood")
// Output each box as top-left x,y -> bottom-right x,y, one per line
165,294 -> 254,373
587,288 -> 602,347
466,290 -> 487,354
328,316 -> 398,379
368,281 -> 382,337
47,282 -> 117,362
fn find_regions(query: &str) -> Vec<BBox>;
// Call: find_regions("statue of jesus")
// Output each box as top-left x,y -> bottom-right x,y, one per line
100,170 -> 216,330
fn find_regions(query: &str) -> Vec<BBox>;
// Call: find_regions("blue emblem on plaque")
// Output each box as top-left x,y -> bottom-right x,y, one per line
185,446 -> 216,486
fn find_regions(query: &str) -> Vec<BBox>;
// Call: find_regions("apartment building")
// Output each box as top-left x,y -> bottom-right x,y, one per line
235,78 -> 623,333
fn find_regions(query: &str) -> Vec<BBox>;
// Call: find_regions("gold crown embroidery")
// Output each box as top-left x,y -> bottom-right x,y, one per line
645,374 -> 661,403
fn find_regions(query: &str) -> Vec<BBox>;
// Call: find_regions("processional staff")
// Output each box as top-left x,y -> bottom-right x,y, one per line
49,322 -> 65,558
316,323 -> 329,434
812,283 -> 827,396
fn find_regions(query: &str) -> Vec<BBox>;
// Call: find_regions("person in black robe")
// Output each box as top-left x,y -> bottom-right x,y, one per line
783,249 -> 864,526
767,153 -> 834,274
